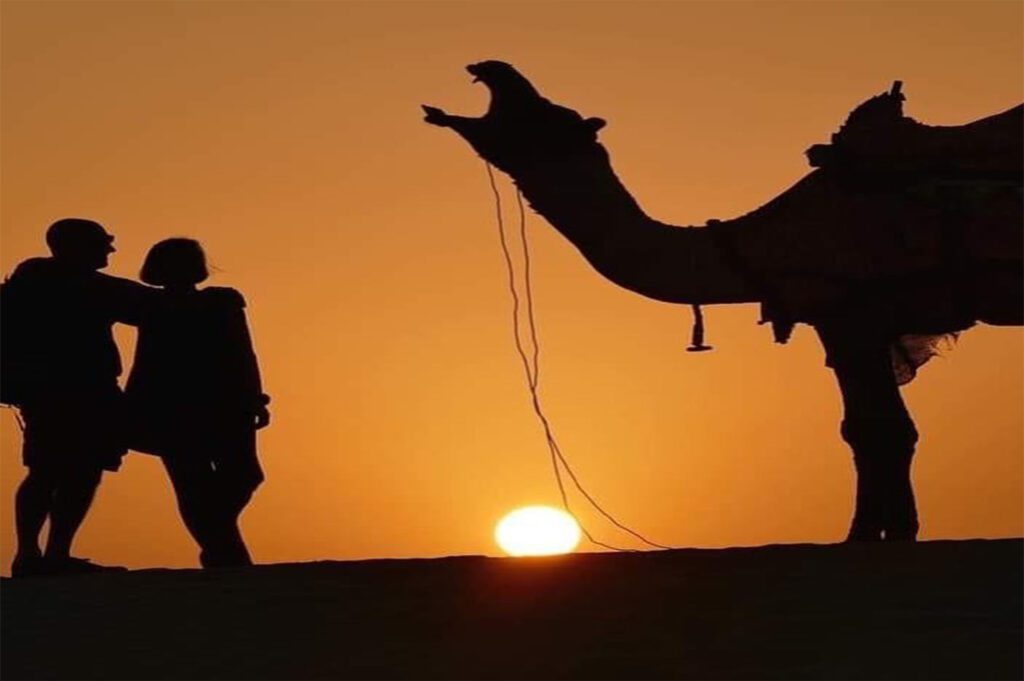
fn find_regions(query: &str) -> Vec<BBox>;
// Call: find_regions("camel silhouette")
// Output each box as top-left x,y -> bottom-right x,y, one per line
424,61 -> 1023,542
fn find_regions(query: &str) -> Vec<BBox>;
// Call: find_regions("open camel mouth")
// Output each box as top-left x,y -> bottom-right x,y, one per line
422,62 -> 510,127
422,60 -> 607,167
428,60 -> 539,122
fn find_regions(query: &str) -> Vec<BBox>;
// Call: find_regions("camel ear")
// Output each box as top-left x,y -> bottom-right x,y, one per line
585,117 -> 606,132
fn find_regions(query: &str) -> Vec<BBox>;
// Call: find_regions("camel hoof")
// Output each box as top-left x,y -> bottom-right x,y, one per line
845,523 -> 883,542
883,528 -> 919,542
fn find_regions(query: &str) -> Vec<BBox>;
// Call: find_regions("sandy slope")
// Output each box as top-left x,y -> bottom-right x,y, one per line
2,539 -> 1021,680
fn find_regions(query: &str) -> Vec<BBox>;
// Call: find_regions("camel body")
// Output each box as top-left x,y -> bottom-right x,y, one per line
731,100 -> 1022,332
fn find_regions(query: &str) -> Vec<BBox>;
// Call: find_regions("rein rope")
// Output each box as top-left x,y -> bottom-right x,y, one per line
484,162 -> 672,552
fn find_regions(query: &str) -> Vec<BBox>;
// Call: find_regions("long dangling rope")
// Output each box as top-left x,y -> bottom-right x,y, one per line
484,162 -> 672,552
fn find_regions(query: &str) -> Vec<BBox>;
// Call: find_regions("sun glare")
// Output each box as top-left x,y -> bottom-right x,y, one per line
495,506 -> 582,557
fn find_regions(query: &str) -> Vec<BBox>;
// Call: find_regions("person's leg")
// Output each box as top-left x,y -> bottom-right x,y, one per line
162,455 -> 220,565
44,466 -> 103,559
209,443 -> 263,567
13,468 -> 57,572
205,481 -> 254,568
211,513 -> 253,567
13,401 -> 59,574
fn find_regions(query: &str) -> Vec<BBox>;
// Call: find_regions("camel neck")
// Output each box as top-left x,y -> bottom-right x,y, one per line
506,146 -> 759,305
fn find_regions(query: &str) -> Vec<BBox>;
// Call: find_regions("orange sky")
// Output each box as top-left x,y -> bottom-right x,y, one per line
1,0 -> 1021,572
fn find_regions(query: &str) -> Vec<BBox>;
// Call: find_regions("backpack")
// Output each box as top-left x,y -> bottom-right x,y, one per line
0,277 -> 30,406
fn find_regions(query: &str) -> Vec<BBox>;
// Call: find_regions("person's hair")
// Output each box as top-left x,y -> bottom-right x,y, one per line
140,238 -> 209,287
45,218 -> 110,257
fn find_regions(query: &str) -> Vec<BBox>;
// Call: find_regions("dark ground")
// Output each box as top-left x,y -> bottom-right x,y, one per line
2,539 -> 1021,680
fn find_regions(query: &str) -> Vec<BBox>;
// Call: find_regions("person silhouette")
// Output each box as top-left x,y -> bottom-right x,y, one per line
125,238 -> 269,569
1,218 -> 152,577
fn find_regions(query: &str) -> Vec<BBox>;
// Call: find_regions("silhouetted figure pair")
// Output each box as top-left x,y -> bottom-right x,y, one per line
1,219 -> 269,576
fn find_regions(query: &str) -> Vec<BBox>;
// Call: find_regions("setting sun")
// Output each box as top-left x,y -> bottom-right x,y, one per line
495,506 -> 582,557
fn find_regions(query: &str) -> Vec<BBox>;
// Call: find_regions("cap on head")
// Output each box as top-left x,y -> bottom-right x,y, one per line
140,237 -> 209,287
45,218 -> 113,258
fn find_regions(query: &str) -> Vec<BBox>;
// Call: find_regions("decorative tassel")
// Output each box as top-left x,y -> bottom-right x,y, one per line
687,304 -> 713,352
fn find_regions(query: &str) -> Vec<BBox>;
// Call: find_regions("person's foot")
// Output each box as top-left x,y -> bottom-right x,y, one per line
44,556 -> 128,575
11,553 -> 49,578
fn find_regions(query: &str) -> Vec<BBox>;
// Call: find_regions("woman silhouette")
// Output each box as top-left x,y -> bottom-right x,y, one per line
126,238 -> 269,568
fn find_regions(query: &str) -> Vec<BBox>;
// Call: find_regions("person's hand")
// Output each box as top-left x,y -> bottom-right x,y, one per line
254,404 -> 271,430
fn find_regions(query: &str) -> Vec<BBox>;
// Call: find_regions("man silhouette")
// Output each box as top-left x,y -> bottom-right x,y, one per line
1,218 -> 151,577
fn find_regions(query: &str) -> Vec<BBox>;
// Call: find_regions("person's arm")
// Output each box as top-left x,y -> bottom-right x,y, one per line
235,304 -> 271,428
218,288 -> 270,428
98,274 -> 155,326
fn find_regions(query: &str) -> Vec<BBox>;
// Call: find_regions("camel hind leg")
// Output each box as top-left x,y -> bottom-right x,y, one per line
816,322 -> 920,541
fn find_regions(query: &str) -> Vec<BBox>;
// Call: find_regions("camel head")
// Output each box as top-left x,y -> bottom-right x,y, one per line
423,61 -> 608,174
465,60 -> 541,101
